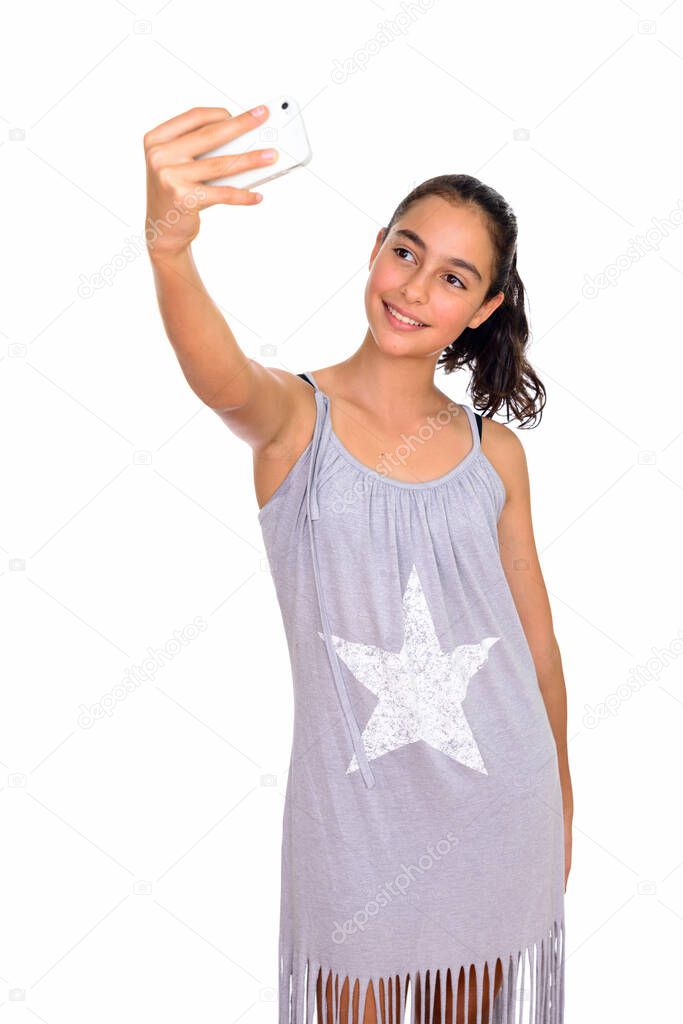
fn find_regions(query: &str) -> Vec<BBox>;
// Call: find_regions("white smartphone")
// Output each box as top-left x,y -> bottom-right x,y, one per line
199,95 -> 312,190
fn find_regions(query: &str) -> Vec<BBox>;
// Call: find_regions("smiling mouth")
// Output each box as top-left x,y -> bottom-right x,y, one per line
382,300 -> 430,328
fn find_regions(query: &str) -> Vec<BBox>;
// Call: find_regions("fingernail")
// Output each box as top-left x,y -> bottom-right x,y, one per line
251,105 -> 266,116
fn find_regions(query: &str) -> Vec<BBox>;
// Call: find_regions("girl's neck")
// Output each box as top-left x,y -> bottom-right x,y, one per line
317,342 -> 445,422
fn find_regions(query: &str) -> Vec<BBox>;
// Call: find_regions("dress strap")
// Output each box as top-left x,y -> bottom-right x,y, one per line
461,404 -> 483,451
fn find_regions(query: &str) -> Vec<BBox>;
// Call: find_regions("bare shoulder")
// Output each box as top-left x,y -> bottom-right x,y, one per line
251,367 -> 318,511
480,415 -> 530,505
217,363 -> 315,452
252,367 -> 317,457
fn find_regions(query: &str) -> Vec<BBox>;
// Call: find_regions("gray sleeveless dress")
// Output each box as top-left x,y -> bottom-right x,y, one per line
257,371 -> 565,1024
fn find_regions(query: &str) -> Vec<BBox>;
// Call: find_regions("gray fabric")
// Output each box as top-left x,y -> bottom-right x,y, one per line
258,371 -> 565,1023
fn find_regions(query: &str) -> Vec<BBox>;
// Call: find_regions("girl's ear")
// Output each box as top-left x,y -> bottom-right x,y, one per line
470,290 -> 505,330
369,227 -> 387,267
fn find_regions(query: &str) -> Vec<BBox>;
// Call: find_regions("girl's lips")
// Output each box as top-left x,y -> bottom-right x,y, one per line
382,300 -> 429,331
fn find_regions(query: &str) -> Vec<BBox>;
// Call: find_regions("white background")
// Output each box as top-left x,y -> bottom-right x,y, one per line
3,0 -> 682,1020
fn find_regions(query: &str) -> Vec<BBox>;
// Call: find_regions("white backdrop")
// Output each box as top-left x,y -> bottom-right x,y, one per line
3,0 -> 682,1020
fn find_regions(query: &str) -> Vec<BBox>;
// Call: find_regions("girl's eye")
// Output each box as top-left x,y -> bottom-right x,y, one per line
392,247 -> 465,289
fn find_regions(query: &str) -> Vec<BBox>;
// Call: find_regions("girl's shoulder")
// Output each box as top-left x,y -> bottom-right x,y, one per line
480,415 -> 528,505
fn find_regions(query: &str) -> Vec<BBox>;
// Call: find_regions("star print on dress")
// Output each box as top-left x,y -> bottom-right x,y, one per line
317,563 -> 499,777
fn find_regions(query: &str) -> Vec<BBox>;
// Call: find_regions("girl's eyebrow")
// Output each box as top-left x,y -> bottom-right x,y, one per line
393,228 -> 483,282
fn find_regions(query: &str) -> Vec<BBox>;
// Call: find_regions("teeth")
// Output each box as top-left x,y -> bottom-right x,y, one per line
387,303 -> 425,326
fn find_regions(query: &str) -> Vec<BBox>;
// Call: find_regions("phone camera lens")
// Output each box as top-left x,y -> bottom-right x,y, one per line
281,101 -> 289,110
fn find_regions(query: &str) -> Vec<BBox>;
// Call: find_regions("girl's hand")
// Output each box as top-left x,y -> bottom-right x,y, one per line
143,105 -> 278,260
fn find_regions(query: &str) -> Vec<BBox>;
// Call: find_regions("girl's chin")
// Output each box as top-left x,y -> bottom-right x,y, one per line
372,332 -> 440,358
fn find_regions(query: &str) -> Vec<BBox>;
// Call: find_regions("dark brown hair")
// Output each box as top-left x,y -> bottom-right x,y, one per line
382,174 -> 545,426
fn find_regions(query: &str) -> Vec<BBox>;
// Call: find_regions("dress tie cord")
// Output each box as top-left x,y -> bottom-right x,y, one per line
305,389 -> 376,789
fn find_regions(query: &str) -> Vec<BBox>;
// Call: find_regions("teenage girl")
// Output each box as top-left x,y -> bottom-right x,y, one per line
144,104 -> 573,1024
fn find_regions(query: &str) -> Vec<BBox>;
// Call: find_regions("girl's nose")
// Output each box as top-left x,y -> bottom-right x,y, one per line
401,284 -> 428,305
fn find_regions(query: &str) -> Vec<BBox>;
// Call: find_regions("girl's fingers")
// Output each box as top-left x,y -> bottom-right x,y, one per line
144,106 -> 232,150
144,106 -> 270,223
167,105 -> 269,160
196,185 -> 263,208
185,148 -> 278,183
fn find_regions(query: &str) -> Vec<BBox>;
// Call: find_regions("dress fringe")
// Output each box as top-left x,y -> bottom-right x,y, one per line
278,917 -> 565,1024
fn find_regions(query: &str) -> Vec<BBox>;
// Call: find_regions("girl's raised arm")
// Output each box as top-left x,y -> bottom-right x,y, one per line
144,105 -> 304,452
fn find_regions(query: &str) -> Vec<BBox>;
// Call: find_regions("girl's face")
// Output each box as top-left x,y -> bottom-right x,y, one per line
364,194 -> 505,359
